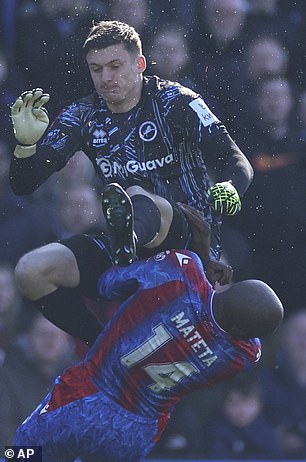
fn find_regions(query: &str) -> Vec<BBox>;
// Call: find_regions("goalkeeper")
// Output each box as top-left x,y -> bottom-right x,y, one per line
9,21 -> 253,343
11,88 -> 249,265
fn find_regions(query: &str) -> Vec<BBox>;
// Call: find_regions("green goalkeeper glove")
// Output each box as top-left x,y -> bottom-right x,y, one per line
11,88 -> 50,158
207,181 -> 241,215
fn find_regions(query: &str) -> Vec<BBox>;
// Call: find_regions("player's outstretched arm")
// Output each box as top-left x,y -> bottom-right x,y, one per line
179,203 -> 233,286
178,203 -> 211,260
11,88 -> 50,158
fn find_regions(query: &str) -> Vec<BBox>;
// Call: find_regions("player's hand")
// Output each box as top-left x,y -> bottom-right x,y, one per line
178,202 -> 211,261
207,181 -> 241,215
205,260 -> 233,287
11,88 -> 50,146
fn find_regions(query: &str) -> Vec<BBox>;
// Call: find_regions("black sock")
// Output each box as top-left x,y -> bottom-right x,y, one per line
32,287 -> 102,345
131,195 -> 161,246
139,202 -> 191,259
158,202 -> 191,250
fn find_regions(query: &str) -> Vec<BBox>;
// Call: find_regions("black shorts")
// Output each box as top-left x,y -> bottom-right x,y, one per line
59,233 -> 113,299
60,200 -> 191,299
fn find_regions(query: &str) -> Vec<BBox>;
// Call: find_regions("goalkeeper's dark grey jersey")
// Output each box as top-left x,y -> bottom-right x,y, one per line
10,76 -> 252,252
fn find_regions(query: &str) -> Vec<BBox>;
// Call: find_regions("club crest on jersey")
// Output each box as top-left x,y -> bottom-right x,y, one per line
139,121 -> 158,142
154,250 -> 170,262
92,128 -> 108,147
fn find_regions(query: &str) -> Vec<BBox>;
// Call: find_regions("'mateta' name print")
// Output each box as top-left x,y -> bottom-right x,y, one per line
170,311 -> 218,367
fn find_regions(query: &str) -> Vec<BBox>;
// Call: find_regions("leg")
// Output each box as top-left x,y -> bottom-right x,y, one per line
101,183 -> 191,265
101,184 -> 137,265
127,185 -> 173,248
16,391 -> 157,462
129,186 -> 221,260
128,186 -> 191,254
15,235 -> 113,344
128,186 -> 192,252
15,397 -> 77,462
15,242 -> 79,300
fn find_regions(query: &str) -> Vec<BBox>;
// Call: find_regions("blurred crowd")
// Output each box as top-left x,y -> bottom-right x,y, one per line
0,0 -> 306,459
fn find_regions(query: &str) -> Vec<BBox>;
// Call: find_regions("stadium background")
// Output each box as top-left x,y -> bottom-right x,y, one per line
1,1 -> 306,460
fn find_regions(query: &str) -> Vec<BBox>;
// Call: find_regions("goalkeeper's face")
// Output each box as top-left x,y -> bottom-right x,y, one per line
86,43 -> 146,113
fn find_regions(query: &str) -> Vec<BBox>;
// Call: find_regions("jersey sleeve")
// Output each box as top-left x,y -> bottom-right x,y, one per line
169,89 -> 253,196
98,250 -> 204,301
9,102 -> 83,195
97,256 -> 173,301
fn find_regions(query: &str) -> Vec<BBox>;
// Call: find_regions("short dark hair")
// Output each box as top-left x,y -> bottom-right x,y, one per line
83,20 -> 142,56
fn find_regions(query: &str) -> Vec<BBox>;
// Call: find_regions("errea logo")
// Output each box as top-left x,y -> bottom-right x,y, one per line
92,128 -> 108,146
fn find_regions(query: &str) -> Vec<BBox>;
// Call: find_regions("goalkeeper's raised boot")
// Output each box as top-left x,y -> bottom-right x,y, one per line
101,183 -> 137,266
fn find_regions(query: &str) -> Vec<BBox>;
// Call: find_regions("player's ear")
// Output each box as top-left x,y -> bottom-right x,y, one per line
137,55 -> 146,73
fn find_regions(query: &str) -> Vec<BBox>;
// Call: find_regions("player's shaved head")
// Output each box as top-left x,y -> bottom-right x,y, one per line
213,279 -> 284,339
